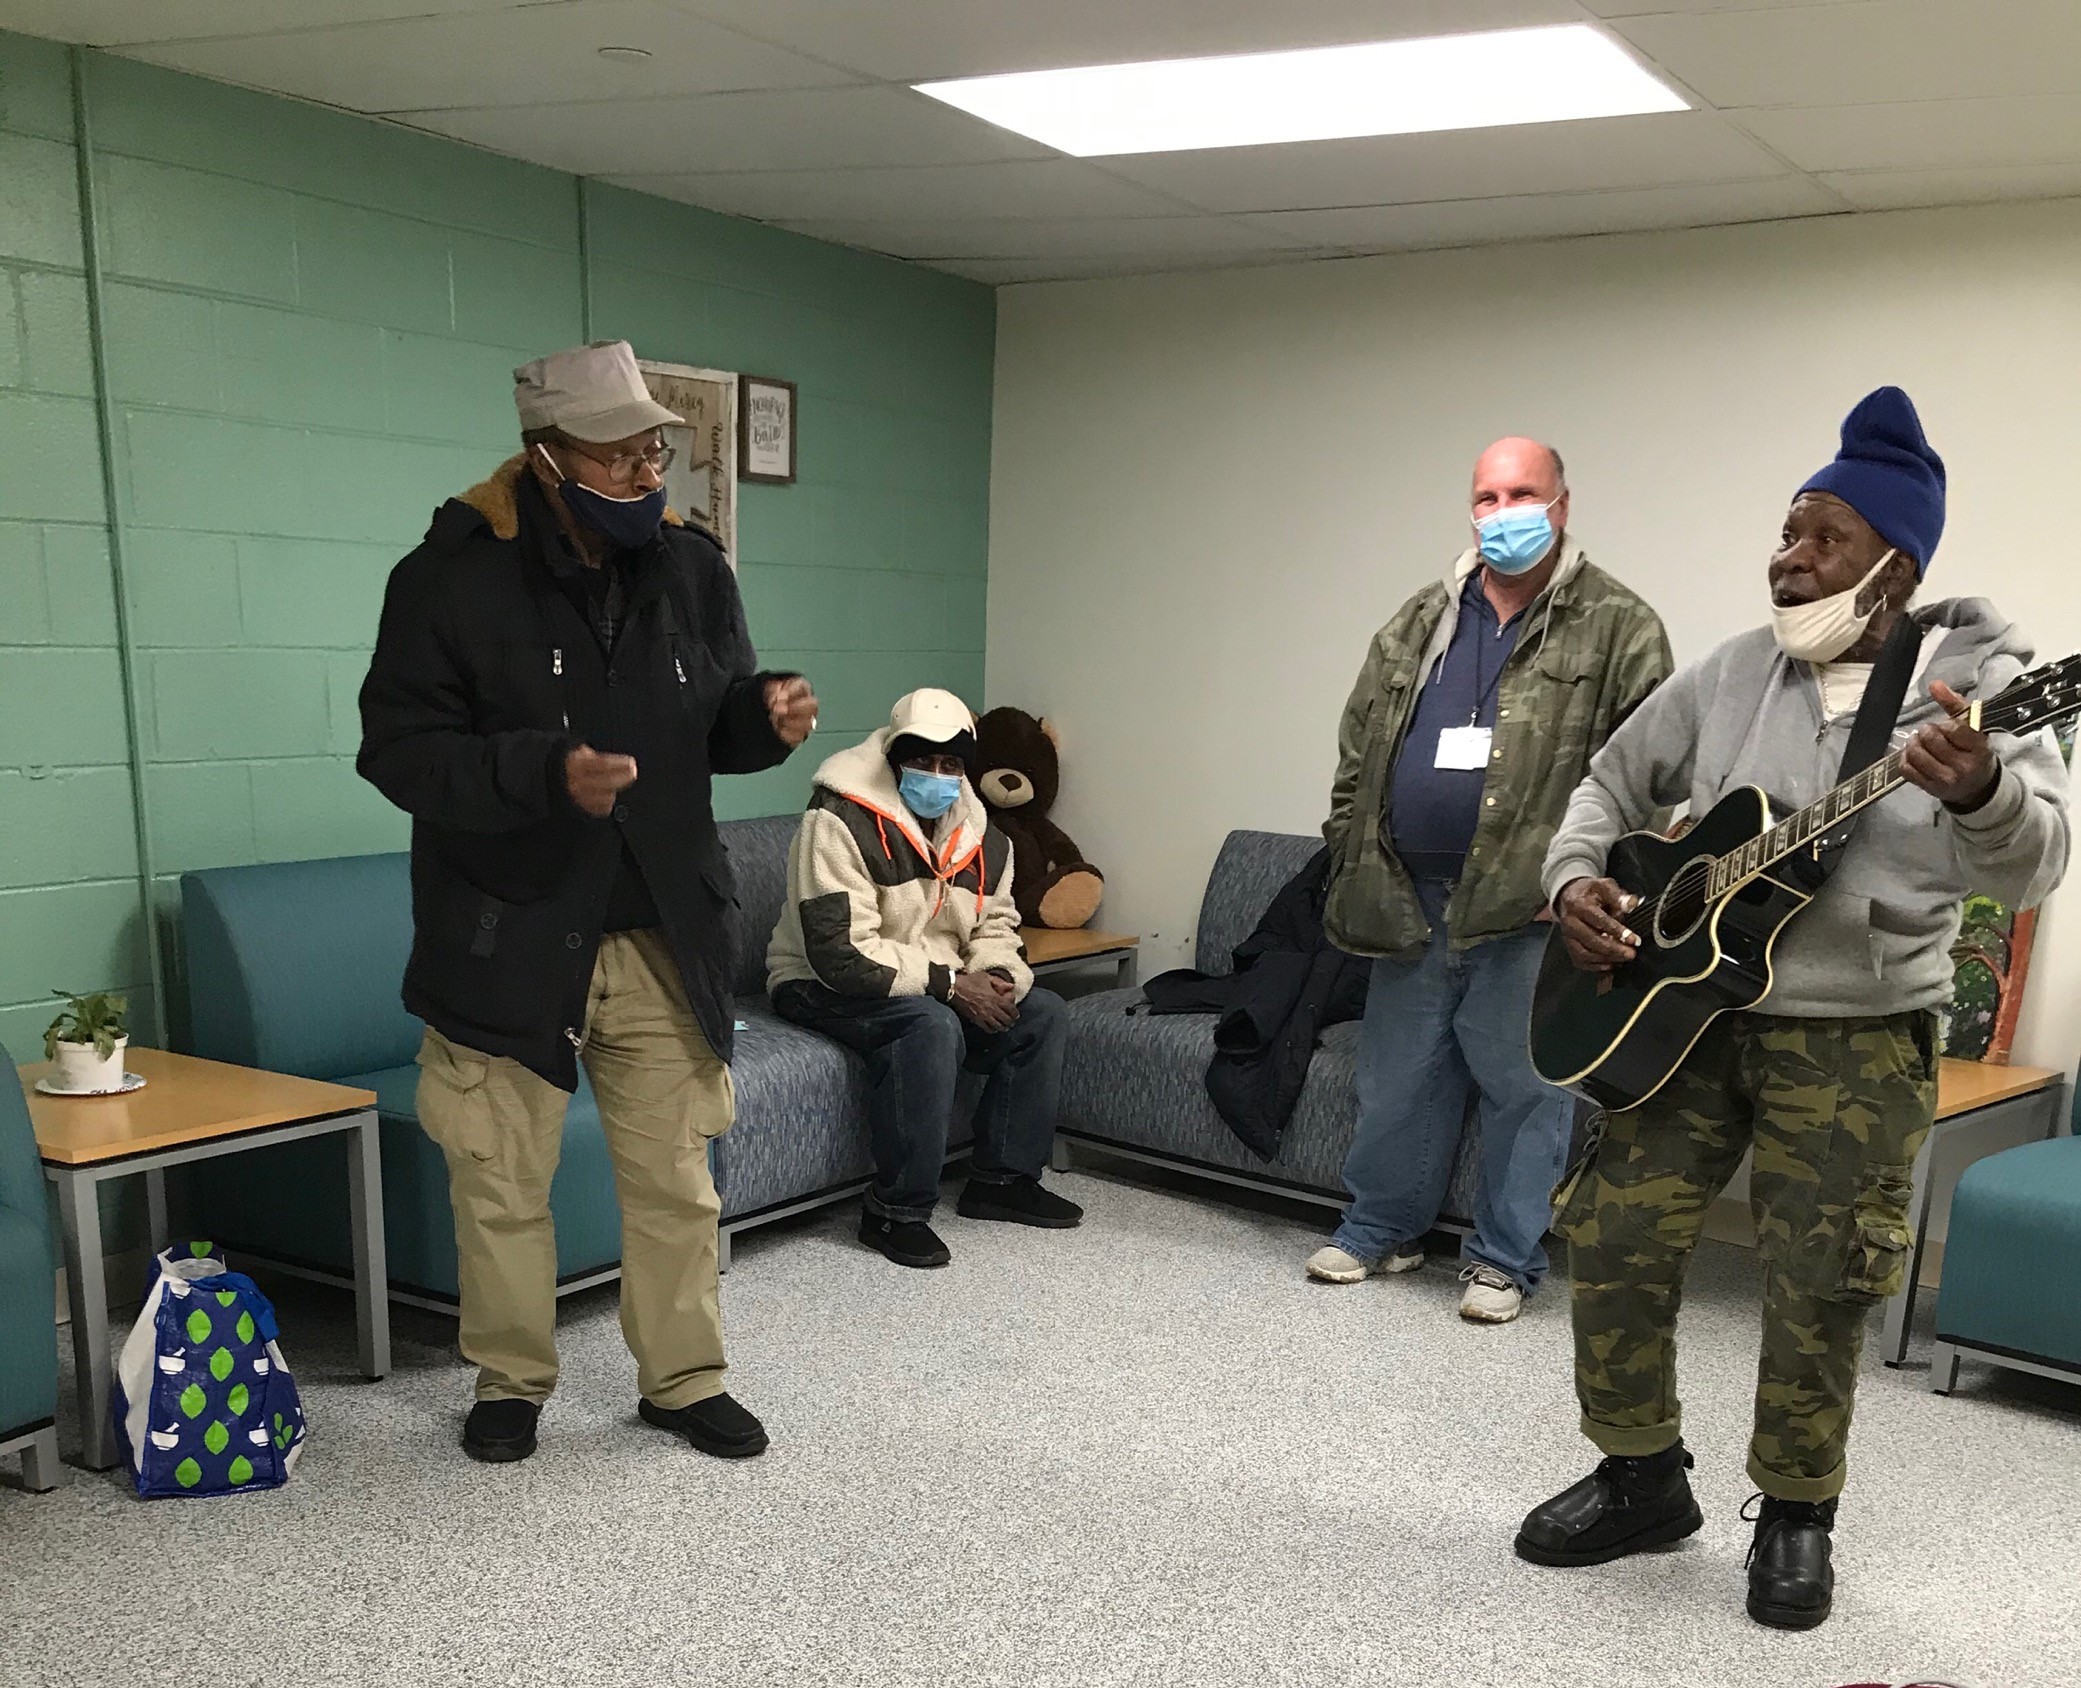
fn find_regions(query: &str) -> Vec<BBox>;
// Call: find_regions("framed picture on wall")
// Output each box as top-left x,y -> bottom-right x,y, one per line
637,359 -> 737,562
738,374 -> 797,484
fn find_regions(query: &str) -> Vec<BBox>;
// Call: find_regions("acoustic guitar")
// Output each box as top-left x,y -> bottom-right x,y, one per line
1529,652 -> 2081,1112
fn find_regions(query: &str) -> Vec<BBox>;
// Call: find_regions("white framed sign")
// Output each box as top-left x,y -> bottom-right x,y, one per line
738,374 -> 797,484
636,359 -> 737,563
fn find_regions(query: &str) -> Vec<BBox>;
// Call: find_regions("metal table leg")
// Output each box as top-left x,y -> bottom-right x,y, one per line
344,1110 -> 390,1379
143,1168 -> 169,1254
52,1171 -> 116,1469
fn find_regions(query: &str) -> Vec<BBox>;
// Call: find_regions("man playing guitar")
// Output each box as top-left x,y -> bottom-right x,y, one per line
1513,388 -> 2070,1630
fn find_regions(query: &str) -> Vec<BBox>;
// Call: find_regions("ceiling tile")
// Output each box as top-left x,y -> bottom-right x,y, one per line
929,251 -> 1329,285
1611,0 -> 2081,109
1241,175 -> 1843,252
606,159 -> 1191,223
772,213 -> 1303,263
1818,162 -> 2081,211
123,1 -> 856,111
1740,94 -> 2081,174
670,0 -> 1572,83
1093,112 -> 1787,214
0,0 -> 522,47
1581,1 -> 1839,14
402,84 -> 1057,176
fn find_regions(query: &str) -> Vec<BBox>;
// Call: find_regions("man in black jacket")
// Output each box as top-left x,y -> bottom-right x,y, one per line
359,340 -> 817,1465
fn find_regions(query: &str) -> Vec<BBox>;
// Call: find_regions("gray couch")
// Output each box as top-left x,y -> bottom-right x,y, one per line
1056,830 -> 1490,1223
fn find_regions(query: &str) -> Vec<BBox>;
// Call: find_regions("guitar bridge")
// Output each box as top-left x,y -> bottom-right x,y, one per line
1595,973 -> 1615,997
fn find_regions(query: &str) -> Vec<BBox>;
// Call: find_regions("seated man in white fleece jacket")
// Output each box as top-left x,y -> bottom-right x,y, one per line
768,688 -> 1083,1268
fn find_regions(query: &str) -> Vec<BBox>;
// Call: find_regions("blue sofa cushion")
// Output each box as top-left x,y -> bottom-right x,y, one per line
1936,1135 -> 2081,1369
183,854 -> 420,1079
0,1067 -> 57,1438
0,1206 -> 58,1436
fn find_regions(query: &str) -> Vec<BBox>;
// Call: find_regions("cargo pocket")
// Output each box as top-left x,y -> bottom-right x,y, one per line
1838,1164 -> 1915,1303
1550,1113 -> 1606,1242
415,1035 -> 497,1163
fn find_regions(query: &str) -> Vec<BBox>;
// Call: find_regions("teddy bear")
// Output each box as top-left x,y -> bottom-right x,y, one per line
973,707 -> 1106,930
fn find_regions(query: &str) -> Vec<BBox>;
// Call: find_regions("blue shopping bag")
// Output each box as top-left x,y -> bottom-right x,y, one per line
110,1242 -> 307,1498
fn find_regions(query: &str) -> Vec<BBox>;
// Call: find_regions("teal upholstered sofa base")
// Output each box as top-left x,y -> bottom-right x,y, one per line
178,817 -> 979,1309
1930,1131 -> 2081,1396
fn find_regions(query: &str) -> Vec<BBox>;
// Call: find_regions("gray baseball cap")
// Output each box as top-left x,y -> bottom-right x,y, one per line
512,340 -> 682,443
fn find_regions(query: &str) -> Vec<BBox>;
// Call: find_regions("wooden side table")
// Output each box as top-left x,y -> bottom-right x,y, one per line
1020,927 -> 1140,989
1880,1056 -> 2066,1367
21,1048 -> 387,1469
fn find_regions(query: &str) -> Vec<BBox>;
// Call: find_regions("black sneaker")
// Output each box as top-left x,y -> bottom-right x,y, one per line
860,1211 -> 952,1268
956,1174 -> 1084,1228
1745,1495 -> 1836,1630
1514,1444 -> 1704,1567
638,1393 -> 769,1459
462,1398 -> 540,1464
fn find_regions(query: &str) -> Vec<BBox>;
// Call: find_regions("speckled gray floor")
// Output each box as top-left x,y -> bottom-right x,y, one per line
4,1162 -> 2077,1688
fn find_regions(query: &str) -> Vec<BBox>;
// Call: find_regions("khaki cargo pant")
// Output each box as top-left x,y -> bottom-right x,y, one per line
1555,1010 -> 1937,1502
416,929 -> 734,1409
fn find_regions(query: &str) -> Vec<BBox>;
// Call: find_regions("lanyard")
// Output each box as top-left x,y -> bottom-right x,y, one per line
1467,616 -> 1515,727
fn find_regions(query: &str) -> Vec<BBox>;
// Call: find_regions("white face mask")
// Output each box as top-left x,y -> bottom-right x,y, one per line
1770,549 -> 1896,664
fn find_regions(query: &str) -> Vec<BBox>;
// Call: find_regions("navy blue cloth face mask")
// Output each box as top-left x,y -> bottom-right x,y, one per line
535,444 -> 667,550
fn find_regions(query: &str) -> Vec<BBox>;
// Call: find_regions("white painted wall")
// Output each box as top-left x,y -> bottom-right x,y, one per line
987,197 -> 2081,1092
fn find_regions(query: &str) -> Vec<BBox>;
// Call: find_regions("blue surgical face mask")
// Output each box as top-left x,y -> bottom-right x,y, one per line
899,768 -> 963,820
1473,498 -> 1560,574
537,445 -> 667,550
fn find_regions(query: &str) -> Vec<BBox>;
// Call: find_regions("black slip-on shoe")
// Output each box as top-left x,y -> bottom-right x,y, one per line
462,1398 -> 540,1464
1514,1445 -> 1703,1567
860,1212 -> 952,1267
638,1392 -> 769,1459
956,1174 -> 1084,1228
1745,1495 -> 1836,1630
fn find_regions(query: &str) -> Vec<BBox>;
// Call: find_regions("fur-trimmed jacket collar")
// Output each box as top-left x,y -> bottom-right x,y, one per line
454,454 -> 704,544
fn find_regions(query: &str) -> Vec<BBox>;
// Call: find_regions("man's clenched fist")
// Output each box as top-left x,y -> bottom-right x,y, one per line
565,744 -> 638,818
766,676 -> 819,748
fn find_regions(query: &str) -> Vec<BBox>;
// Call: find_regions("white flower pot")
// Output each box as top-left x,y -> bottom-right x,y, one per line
54,1036 -> 127,1094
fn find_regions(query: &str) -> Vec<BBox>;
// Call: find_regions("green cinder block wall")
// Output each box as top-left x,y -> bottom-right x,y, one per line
0,32 -> 996,1073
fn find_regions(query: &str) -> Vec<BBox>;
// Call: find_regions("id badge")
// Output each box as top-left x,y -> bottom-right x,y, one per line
1434,726 -> 1493,770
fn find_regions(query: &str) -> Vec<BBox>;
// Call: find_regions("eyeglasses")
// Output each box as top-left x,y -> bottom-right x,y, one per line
555,436 -> 677,488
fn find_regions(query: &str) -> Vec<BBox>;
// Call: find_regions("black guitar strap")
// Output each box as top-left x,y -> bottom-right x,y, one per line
1801,610 -> 1925,881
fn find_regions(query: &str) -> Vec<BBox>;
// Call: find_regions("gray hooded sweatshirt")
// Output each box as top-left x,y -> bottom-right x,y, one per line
1542,597 -> 2071,1019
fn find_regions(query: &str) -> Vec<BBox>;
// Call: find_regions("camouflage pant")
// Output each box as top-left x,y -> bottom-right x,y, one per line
1555,1010 -> 1936,1502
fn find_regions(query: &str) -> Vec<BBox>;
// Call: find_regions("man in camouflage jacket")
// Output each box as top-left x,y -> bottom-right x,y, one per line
1312,438 -> 1671,1324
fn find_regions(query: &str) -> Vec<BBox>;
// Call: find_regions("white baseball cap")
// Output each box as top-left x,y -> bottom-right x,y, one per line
888,688 -> 975,746
513,340 -> 681,443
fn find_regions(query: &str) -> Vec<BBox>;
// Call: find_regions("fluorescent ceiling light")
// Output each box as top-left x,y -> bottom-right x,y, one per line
915,25 -> 1687,158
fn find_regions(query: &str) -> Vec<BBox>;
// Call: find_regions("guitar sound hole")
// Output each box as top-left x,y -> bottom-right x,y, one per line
1654,859 -> 1714,947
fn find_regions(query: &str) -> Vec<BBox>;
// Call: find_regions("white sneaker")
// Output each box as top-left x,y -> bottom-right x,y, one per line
1459,1264 -> 1523,1324
1306,1239 -> 1425,1283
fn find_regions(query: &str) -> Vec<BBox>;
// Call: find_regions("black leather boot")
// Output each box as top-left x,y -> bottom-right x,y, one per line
1745,1495 -> 1836,1629
1515,1443 -> 1704,1567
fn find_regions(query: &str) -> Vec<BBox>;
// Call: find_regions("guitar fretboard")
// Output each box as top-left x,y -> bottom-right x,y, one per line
1705,749 -> 1908,900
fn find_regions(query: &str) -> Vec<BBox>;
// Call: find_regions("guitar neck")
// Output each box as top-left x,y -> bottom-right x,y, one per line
1707,748 -> 1910,900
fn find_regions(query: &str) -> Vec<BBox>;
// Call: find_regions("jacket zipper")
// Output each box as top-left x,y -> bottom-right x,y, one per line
674,653 -> 687,685
552,647 -> 569,730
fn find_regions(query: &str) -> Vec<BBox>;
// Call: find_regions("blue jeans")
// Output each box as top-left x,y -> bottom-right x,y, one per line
772,982 -> 1068,1222
1332,880 -> 1575,1292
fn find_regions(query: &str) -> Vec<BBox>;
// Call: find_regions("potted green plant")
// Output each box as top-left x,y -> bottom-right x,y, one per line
43,989 -> 130,1094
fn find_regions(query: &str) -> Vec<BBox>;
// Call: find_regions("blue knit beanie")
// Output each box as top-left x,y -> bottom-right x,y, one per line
1797,386 -> 1946,576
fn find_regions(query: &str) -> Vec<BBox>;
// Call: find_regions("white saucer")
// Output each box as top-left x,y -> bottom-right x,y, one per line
36,1072 -> 147,1097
